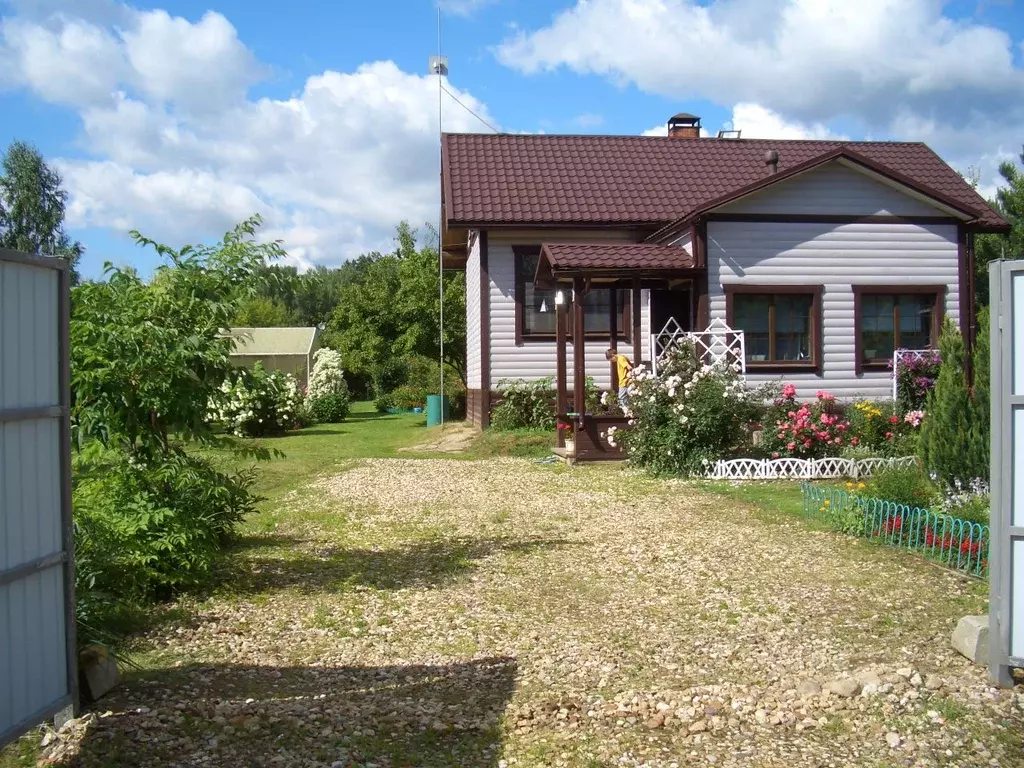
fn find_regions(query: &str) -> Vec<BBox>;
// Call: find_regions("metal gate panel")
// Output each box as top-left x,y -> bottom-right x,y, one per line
0,250 -> 76,746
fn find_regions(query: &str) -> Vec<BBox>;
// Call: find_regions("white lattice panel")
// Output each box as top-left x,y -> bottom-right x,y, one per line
707,456 -> 918,481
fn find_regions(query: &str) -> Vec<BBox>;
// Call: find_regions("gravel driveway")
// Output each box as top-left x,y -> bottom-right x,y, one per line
45,459 -> 1023,767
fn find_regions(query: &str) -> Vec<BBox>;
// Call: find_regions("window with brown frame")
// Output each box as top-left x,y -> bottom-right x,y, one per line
725,286 -> 821,370
514,247 -> 630,343
853,286 -> 943,370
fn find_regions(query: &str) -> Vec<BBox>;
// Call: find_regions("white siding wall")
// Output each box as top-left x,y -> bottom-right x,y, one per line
465,231 -> 481,389
721,161 -> 951,217
487,230 -> 650,389
708,220 -> 959,400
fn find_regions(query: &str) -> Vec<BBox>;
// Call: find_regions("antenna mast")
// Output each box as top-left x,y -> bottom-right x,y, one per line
430,10 -> 448,427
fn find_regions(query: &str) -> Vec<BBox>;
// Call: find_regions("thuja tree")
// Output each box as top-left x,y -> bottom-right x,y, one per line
71,216 -> 284,631
920,319 -> 987,484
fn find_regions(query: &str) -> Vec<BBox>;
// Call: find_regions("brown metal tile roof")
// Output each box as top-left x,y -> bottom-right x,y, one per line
442,134 -> 1007,231
539,243 -> 695,274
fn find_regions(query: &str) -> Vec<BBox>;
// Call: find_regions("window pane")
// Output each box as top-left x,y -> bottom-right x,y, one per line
520,252 -> 555,335
774,295 -> 812,361
734,295 -> 771,362
861,295 -> 895,360
897,295 -> 934,350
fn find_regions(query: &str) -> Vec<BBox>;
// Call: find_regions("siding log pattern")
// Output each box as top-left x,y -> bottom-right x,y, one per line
487,231 -> 651,389
465,232 -> 481,390
708,219 -> 959,400
720,161 -> 958,217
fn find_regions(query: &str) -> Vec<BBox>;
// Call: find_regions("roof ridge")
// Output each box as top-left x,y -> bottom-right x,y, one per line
442,132 -> 926,146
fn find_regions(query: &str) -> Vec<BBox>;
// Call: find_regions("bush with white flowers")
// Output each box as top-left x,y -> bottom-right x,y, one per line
307,348 -> 351,423
614,342 -> 760,476
210,363 -> 304,437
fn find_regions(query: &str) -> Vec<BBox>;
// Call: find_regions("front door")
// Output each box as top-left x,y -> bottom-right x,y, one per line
650,286 -> 692,335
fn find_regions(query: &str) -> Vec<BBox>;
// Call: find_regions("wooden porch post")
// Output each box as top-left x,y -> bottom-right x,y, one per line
632,277 -> 642,369
573,277 -> 586,419
609,286 -> 618,391
555,288 -> 567,449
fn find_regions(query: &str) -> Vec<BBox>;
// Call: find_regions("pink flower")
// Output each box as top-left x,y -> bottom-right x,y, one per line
771,451 -> 780,459
787,442 -> 796,451
803,439 -> 813,448
885,431 -> 894,440
782,383 -> 797,399
816,391 -> 835,401
850,437 -> 860,446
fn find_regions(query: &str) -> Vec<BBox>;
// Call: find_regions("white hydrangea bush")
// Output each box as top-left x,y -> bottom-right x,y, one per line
209,364 -> 304,437
307,348 -> 347,400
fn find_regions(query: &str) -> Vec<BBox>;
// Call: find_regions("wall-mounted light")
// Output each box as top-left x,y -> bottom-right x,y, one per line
539,299 -> 549,313
555,290 -> 565,306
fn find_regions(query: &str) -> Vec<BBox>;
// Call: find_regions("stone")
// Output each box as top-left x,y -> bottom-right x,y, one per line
951,615 -> 989,666
857,671 -> 883,688
896,667 -> 914,679
688,720 -> 708,733
909,673 -> 923,688
886,731 -> 902,749
645,714 -> 665,729
79,644 -> 119,702
825,679 -> 862,698
796,680 -> 821,697
924,675 -> 944,691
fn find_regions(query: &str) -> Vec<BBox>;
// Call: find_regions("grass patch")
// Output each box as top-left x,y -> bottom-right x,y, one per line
470,428 -> 554,458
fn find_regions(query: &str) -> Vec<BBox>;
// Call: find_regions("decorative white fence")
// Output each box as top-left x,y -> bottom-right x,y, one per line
892,348 -> 935,401
650,318 -> 746,376
707,455 -> 919,481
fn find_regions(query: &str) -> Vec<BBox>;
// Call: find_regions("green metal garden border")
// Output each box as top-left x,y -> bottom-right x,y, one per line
800,484 -> 990,577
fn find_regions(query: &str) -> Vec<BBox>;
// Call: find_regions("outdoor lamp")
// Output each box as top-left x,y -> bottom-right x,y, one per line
555,290 -> 565,306
539,299 -> 549,313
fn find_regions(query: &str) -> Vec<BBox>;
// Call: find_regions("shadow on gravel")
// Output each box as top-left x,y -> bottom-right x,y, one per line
220,537 -> 577,595
53,657 -> 518,768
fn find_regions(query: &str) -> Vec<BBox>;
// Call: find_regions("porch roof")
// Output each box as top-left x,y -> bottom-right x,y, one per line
535,242 -> 697,286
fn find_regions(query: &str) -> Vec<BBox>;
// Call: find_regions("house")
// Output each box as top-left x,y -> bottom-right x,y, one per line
441,113 -> 1008,438
225,327 -> 320,389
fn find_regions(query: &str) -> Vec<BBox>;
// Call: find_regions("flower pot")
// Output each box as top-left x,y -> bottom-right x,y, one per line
565,438 -> 575,455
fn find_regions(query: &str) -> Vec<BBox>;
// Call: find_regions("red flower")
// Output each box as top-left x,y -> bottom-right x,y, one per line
885,431 -> 894,440
889,415 -> 899,425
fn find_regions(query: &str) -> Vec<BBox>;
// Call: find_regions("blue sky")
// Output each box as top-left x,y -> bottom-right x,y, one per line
1,0 -> 1023,278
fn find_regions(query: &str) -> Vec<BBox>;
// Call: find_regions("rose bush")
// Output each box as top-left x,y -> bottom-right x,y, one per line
760,388 -> 852,459
613,343 -> 760,476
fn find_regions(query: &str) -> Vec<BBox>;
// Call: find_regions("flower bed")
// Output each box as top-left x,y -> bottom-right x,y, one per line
800,483 -> 989,577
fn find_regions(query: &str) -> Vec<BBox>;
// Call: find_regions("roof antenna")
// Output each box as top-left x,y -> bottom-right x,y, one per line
430,10 -> 448,427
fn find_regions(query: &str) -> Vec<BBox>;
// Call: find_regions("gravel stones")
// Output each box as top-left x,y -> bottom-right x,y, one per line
28,459 -> 1024,768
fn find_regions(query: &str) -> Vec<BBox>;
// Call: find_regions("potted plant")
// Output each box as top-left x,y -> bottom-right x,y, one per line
559,421 -> 576,455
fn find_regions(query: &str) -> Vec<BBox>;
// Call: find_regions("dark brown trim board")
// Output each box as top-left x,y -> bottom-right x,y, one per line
705,213 -> 963,226
852,285 -> 945,375
693,222 -> 710,329
479,231 -> 491,428
724,284 -> 823,373
631,277 -> 642,365
957,225 -> 973,373
573,277 -> 586,417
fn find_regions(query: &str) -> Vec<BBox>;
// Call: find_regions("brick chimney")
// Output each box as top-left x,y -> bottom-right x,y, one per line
667,113 -> 701,139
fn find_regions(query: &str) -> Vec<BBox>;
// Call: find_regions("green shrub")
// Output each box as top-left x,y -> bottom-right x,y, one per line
213,363 -> 304,437
307,348 -> 348,400
867,463 -> 938,509
491,377 -> 556,431
310,388 -> 351,423
374,391 -> 395,413
74,449 -> 258,625
615,343 -> 758,476
920,320 -> 987,484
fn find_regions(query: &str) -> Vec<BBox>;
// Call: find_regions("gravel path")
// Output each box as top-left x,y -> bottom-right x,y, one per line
44,459 -> 1023,767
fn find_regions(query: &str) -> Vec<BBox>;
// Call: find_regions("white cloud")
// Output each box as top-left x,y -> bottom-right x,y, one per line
0,4 -> 498,267
725,103 -> 845,140
642,123 -> 666,137
499,0 -> 1024,191
573,112 -> 605,128
438,0 -> 499,16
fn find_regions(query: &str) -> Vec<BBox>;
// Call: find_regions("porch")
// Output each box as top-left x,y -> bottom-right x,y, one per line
533,243 -> 703,462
